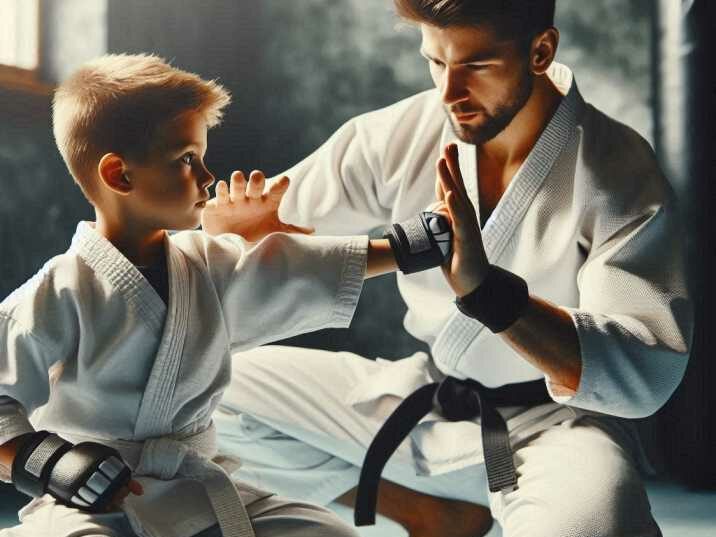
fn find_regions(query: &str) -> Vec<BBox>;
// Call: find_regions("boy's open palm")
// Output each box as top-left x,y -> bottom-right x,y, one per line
201,170 -> 314,242
436,144 -> 490,297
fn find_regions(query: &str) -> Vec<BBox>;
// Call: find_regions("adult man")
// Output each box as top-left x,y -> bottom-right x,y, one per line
205,1 -> 692,536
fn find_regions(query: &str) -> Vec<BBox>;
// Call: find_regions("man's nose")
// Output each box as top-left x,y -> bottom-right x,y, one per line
440,67 -> 470,107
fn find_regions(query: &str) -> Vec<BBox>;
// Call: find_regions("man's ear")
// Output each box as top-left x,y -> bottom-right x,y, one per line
530,27 -> 559,76
98,153 -> 132,195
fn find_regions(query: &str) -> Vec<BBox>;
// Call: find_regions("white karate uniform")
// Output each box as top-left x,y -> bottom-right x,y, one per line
0,222 -> 368,537
216,64 -> 692,536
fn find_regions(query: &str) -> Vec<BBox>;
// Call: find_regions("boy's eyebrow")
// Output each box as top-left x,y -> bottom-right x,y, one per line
166,141 -> 204,153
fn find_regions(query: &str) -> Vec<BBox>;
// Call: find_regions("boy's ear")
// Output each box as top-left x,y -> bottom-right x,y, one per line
98,153 -> 132,195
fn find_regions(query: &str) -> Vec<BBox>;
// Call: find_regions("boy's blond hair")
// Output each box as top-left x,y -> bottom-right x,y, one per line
53,54 -> 231,201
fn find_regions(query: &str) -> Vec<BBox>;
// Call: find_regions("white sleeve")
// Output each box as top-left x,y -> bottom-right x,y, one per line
198,232 -> 369,350
550,203 -> 693,418
0,311 -> 53,447
277,116 -> 396,235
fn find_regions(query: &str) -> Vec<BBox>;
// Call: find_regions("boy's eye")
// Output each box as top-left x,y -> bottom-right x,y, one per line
180,153 -> 195,165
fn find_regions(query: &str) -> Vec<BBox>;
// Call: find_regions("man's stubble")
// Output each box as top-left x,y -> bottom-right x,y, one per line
446,67 -> 535,147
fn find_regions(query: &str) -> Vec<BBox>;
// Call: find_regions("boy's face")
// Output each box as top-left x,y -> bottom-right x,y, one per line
124,110 -> 215,231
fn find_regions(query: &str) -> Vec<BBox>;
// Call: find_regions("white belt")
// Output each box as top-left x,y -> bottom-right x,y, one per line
63,423 -> 254,537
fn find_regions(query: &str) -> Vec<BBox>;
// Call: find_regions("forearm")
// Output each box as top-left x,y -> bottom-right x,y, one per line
501,295 -> 582,395
366,239 -> 398,278
0,433 -> 29,474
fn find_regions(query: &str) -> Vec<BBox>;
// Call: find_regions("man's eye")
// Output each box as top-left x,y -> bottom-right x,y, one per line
467,64 -> 488,72
180,153 -> 195,165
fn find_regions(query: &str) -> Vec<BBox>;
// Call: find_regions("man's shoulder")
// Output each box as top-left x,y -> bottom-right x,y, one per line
580,104 -> 660,175
351,88 -> 444,132
578,103 -> 669,197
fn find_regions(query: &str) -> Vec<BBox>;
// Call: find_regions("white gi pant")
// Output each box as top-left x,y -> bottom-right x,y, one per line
215,346 -> 662,537
0,489 -> 358,537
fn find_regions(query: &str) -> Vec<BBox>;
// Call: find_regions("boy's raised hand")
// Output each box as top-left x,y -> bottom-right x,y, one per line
436,144 -> 491,297
201,170 -> 314,242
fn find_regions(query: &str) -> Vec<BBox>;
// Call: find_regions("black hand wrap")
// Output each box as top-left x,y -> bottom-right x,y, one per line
384,211 -> 452,274
11,430 -> 132,512
354,377 -> 551,527
455,264 -> 529,333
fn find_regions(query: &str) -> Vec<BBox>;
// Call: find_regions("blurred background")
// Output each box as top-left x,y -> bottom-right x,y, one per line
0,0 -> 714,533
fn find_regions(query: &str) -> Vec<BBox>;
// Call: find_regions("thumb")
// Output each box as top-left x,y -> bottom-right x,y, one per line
128,479 -> 144,496
283,223 -> 315,235
267,176 -> 290,202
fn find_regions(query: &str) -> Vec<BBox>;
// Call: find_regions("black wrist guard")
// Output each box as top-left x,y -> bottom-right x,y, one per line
11,431 -> 132,512
455,265 -> 529,333
384,212 -> 452,274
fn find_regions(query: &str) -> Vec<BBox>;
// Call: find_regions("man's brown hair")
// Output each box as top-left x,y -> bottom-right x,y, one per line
393,0 -> 556,41
53,54 -> 231,201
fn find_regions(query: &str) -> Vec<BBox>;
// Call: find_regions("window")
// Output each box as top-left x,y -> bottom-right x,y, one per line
0,0 -> 48,94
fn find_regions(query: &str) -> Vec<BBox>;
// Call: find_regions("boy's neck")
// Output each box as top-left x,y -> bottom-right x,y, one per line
95,213 -> 166,267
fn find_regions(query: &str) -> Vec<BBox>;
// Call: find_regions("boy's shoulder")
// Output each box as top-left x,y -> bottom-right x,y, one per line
0,246 -> 90,347
2,250 -> 85,311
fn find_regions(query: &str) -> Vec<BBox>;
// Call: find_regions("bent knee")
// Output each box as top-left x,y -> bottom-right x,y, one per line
252,501 -> 358,537
499,481 -> 660,537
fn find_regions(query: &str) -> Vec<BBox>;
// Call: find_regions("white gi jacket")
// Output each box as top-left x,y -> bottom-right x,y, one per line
274,63 -> 693,475
0,222 -> 368,537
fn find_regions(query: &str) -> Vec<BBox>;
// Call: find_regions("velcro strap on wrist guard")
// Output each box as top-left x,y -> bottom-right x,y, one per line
12,431 -> 72,498
11,430 -> 132,512
384,212 -> 452,274
455,264 -> 529,332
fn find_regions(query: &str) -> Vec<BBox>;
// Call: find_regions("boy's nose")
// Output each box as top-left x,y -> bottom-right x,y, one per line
200,167 -> 215,189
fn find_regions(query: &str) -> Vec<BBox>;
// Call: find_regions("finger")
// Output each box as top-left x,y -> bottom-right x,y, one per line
246,170 -> 265,199
425,200 -> 442,212
128,479 -> 144,496
437,158 -> 456,202
444,144 -> 469,201
435,160 -> 447,202
267,176 -> 290,202
444,191 -> 462,239
432,202 -> 452,223
229,171 -> 247,202
215,180 -> 230,205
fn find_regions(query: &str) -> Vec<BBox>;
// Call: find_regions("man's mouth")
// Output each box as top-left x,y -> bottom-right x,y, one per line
453,111 -> 480,122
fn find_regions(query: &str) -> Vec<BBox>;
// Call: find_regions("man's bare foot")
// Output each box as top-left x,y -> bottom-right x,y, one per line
337,479 -> 493,537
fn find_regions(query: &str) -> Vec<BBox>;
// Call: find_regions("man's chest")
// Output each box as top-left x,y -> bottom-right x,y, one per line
476,159 -> 522,227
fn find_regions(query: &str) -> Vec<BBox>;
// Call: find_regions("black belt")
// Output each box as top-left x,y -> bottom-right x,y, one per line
354,376 -> 551,526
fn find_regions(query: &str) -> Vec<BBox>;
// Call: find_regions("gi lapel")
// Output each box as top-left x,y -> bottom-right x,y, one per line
71,222 -> 166,334
432,68 -> 585,379
134,237 -> 191,438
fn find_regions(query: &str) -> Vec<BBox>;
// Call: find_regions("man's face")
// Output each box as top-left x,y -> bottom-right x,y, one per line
124,111 -> 215,231
420,23 -> 534,145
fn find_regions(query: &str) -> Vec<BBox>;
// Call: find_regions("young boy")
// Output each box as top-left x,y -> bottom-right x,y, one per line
0,54 -> 453,537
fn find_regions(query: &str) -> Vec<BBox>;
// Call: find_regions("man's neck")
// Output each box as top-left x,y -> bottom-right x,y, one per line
478,73 -> 564,171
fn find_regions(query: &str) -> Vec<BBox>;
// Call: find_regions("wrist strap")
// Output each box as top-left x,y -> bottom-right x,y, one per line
455,265 -> 529,333
12,431 -> 73,498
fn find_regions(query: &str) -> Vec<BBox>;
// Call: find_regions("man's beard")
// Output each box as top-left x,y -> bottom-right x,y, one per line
447,72 -> 534,146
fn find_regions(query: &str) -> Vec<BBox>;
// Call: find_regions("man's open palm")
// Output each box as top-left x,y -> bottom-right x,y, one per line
201,170 -> 314,242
